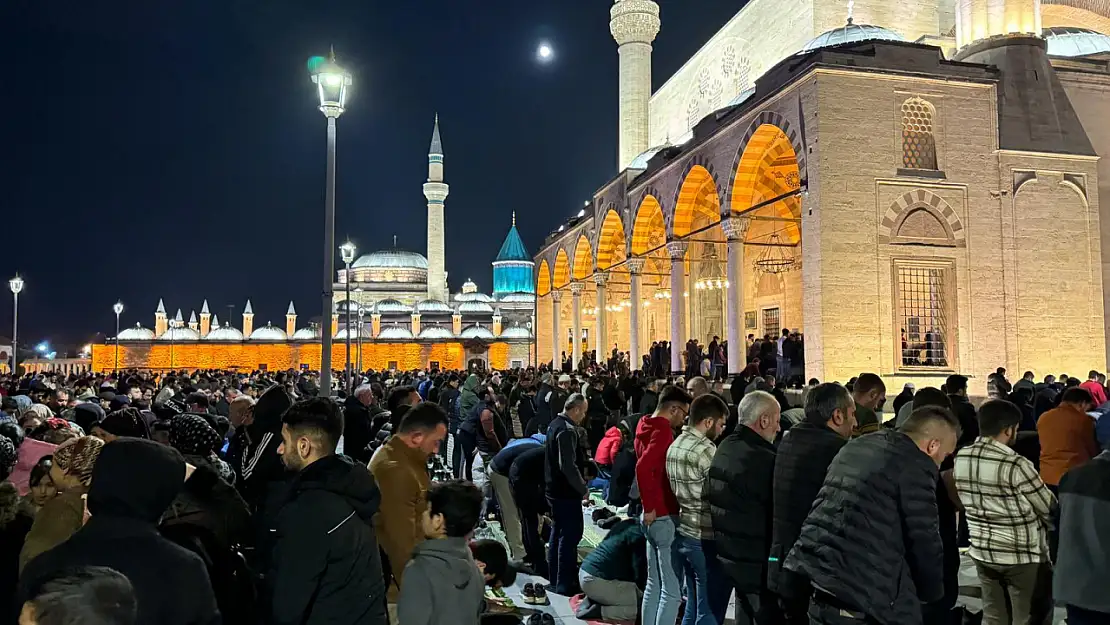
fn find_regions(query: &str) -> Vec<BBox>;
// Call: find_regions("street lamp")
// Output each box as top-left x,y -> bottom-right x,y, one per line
8,275 -> 22,376
339,240 -> 357,392
310,48 -> 352,399
356,301 -> 365,375
113,301 -> 124,372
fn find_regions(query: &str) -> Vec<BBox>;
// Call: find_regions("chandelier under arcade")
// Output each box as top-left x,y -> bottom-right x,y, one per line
753,233 -> 800,275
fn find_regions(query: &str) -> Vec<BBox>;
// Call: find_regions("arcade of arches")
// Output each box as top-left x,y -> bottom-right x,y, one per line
537,124 -> 803,375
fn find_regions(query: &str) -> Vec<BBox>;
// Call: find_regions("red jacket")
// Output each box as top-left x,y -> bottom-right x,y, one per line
595,426 -> 623,467
1080,380 -> 1108,407
1038,403 -> 1099,486
635,414 -> 679,517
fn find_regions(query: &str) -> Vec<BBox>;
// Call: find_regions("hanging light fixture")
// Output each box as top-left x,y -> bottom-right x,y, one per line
753,233 -> 799,275
654,289 -> 672,300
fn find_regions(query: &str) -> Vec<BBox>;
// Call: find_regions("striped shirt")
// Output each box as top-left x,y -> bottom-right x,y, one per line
666,425 -> 717,540
954,436 -> 1056,565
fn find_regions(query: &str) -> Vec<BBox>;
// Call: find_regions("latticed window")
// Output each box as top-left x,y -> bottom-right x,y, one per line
901,98 -> 938,170
762,307 -> 780,339
895,263 -> 953,369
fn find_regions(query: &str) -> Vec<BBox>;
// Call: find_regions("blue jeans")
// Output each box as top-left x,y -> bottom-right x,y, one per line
546,497 -> 584,594
641,516 -> 681,625
674,535 -> 731,625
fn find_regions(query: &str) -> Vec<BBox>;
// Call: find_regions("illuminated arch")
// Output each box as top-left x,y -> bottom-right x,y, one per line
631,195 -> 666,256
673,165 -> 721,238
571,234 -> 594,280
553,248 -> 570,289
731,123 -> 802,244
595,209 -> 627,270
536,259 -> 552,296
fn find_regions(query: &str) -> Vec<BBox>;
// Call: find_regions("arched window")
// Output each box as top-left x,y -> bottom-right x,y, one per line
901,97 -> 938,170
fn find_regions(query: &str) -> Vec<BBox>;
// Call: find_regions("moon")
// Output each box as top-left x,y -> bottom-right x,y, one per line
537,42 -> 554,62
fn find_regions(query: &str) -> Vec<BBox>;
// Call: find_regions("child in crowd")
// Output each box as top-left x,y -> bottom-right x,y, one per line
398,480 -> 486,625
19,566 -> 136,625
470,538 -> 518,589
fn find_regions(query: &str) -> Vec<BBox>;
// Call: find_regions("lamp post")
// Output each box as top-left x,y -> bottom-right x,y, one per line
112,301 -> 124,372
339,240 -> 357,393
8,275 -> 23,376
356,303 -> 365,375
310,49 -> 352,399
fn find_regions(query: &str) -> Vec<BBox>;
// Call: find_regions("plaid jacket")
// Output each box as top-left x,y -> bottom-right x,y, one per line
666,425 -> 717,540
954,436 -> 1056,565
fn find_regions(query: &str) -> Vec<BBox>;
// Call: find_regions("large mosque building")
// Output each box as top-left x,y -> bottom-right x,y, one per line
90,118 -> 537,373
536,0 -> 1110,385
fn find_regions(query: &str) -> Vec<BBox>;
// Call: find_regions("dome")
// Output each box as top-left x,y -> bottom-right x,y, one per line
496,292 -> 536,304
458,301 -> 495,314
800,20 -> 905,53
158,326 -> 201,341
336,299 -> 363,313
117,324 -> 155,341
418,326 -> 455,339
629,144 -> 671,170
459,325 -> 495,339
727,87 -> 756,108
351,249 -> 428,270
499,326 -> 532,339
1044,27 -> 1110,57
378,325 -> 414,340
454,291 -> 494,303
205,325 -> 245,341
374,299 -> 414,314
249,323 -> 288,341
335,326 -> 373,340
291,326 -> 321,340
415,299 -> 454,314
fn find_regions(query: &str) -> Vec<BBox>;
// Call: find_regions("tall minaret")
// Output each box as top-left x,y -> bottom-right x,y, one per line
154,299 -> 168,337
243,299 -> 254,337
955,0 -> 1040,50
199,300 -> 211,337
611,0 -> 661,171
423,114 -> 449,302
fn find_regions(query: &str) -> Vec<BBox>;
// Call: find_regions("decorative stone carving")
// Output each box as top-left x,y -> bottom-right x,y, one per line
721,217 -> 751,242
626,258 -> 646,274
551,290 -> 563,302
609,0 -> 661,46
569,282 -> 586,295
666,241 -> 689,260
593,273 -> 610,286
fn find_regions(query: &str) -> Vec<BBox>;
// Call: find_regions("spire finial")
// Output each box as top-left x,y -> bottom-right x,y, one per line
429,114 -> 443,155
846,0 -> 854,24
512,211 -> 516,227
393,235 -> 398,248
329,44 -> 336,61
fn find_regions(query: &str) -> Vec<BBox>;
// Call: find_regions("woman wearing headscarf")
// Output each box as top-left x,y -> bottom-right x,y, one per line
168,414 -> 234,484
91,407 -> 151,442
19,435 -> 104,571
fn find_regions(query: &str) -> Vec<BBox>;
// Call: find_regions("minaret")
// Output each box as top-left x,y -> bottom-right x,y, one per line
199,300 -> 211,337
210,313 -> 221,329
286,301 -> 297,336
611,0 -> 661,170
955,0 -> 1040,50
188,310 -> 199,332
154,299 -> 168,337
174,309 -> 184,330
423,114 -> 449,303
243,299 -> 254,337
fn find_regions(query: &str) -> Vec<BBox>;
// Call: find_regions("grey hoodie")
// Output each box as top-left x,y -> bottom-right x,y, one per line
396,537 -> 485,625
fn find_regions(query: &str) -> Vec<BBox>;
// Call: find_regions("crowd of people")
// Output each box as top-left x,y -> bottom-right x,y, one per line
0,357 -> 1107,625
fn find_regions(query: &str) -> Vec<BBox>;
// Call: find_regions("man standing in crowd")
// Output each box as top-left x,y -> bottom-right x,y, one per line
269,398 -> 388,625
946,374 -> 981,446
1080,371 -> 1108,407
954,400 -> 1055,625
768,383 -> 855,624
851,373 -> 886,436
370,403 -> 448,597
636,386 -> 692,625
667,393 -> 730,625
786,406 -> 959,625
1038,387 -> 1098,490
343,384 -> 382,465
544,393 -> 589,596
707,390 -> 780,625
1054,447 -> 1110,624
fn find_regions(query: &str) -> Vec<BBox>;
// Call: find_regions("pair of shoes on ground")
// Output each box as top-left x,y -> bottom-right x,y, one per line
591,507 -> 616,524
526,614 -> 556,625
522,583 -> 549,606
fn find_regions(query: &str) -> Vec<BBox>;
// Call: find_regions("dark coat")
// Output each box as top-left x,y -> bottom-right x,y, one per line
342,395 -> 376,465
705,425 -> 776,593
946,394 -> 980,448
266,454 -> 388,625
20,439 -> 221,625
784,430 -> 944,625
0,483 -> 33,622
766,423 -> 848,599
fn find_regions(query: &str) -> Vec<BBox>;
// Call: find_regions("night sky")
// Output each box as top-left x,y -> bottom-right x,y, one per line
0,0 -> 740,350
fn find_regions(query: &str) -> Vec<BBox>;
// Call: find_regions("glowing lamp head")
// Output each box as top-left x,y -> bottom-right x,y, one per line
309,51 -> 352,115
537,43 -> 554,62
113,301 -> 124,315
35,342 -> 47,353
339,240 -> 358,265
8,274 -> 23,295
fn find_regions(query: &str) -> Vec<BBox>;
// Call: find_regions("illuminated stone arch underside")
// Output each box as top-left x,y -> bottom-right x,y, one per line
571,234 -> 594,281
731,121 -> 804,245
673,164 -> 722,238
536,259 -> 552,296
595,209 -> 628,271
553,248 -> 570,289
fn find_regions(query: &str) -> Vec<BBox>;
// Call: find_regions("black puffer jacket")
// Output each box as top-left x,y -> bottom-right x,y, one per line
766,423 -> 848,599
784,429 -> 944,625
705,425 -> 776,593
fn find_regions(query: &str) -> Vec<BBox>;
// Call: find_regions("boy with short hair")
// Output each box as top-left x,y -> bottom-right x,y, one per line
470,539 -> 518,589
397,480 -> 486,625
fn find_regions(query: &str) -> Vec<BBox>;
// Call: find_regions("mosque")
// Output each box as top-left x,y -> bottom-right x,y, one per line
535,0 -> 1110,386
90,118 -> 537,373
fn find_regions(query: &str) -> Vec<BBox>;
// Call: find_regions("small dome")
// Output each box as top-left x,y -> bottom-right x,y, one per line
351,249 -> 428,270
336,299 -> 363,313
1044,26 -> 1110,57
418,326 -> 455,339
291,326 -> 321,340
378,325 -> 414,340
459,325 -> 495,339
499,326 -> 533,339
415,299 -> 454,314
158,326 -> 201,341
458,301 -> 495,314
496,292 -> 536,304
800,20 -> 905,53
335,326 -> 373,340
374,299 -> 414,314
249,323 -> 288,341
629,144 -> 671,170
118,324 -> 155,341
205,325 -> 245,341
454,291 -> 494,303
461,279 -> 479,294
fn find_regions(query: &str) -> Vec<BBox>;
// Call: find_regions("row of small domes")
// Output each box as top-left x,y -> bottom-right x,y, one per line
115,322 -> 531,342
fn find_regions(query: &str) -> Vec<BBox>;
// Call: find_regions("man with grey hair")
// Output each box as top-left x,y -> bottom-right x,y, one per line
686,376 -> 710,399
543,392 -> 590,595
342,383 -> 383,464
706,390 -> 781,624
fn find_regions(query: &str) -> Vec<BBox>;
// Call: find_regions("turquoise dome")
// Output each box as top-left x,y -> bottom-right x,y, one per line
1044,27 -> 1110,57
800,20 -> 905,53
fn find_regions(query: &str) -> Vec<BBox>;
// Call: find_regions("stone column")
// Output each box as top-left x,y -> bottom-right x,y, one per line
723,217 -> 750,376
594,273 -> 609,355
610,0 -> 662,170
667,241 -> 688,374
627,258 -> 645,371
570,282 -> 585,370
551,291 -> 562,368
